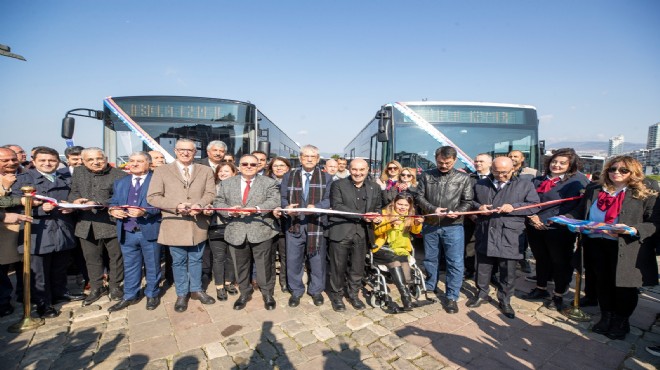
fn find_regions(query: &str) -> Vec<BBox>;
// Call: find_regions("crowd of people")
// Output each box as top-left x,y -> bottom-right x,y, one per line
0,141 -> 658,345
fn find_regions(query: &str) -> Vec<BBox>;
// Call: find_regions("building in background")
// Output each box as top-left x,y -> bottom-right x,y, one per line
647,122 -> 660,150
608,135 -> 625,157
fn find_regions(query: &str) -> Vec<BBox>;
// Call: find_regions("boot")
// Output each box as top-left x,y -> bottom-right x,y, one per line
606,314 -> 630,340
390,267 -> 413,312
592,311 -> 613,335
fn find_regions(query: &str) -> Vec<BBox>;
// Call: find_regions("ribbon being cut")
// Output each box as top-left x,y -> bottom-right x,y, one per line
33,194 -> 105,209
548,215 -> 637,237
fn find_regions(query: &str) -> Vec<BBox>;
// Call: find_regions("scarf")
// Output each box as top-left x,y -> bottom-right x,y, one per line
536,177 -> 561,193
286,168 -> 327,257
385,179 -> 397,191
597,189 -> 625,223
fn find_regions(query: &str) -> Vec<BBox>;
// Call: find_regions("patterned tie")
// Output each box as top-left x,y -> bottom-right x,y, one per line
242,179 -> 251,205
183,167 -> 190,186
303,173 -> 311,200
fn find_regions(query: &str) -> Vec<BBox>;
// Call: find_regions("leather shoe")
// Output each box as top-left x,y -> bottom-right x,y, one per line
108,297 -> 140,313
233,294 -> 252,310
288,295 -> 301,308
264,295 -> 276,310
225,284 -> 238,296
347,296 -> 366,310
522,288 -> 550,301
174,295 -> 189,312
331,298 -> 346,312
466,297 -> 491,308
216,288 -> 228,301
0,303 -> 14,317
82,286 -> 108,306
109,287 -> 124,301
445,299 -> 459,314
311,294 -> 324,306
191,291 -> 216,305
37,304 -> 59,318
281,284 -> 289,293
146,297 -> 160,310
499,302 -> 515,319
52,292 -> 86,303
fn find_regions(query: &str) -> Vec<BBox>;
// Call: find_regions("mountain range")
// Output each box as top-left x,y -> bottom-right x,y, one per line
544,141 -> 647,156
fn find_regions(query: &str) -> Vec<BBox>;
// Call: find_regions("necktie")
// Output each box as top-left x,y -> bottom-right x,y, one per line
497,182 -> 504,191
243,179 -> 251,205
134,177 -> 142,193
43,173 -> 55,182
183,167 -> 190,186
303,173 -> 311,200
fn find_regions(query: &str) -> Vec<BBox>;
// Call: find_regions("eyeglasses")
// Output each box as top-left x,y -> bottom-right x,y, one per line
400,174 -> 413,178
175,148 -> 195,153
272,164 -> 288,168
607,167 -> 631,174
387,167 -> 399,170
240,162 -> 259,168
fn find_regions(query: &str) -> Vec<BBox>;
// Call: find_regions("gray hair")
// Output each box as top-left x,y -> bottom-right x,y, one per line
81,147 -> 107,159
207,140 -> 227,151
299,144 -> 319,156
130,151 -> 152,164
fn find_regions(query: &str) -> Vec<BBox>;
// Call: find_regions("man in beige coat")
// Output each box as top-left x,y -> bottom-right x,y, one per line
147,139 -> 217,312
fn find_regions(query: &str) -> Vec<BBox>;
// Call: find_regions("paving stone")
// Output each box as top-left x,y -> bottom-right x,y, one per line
223,336 -> 250,355
255,340 -> 279,360
50,349 -> 94,369
299,312 -> 330,328
380,333 -> 407,349
105,318 -> 128,332
91,357 -> 131,370
242,329 -> 263,349
391,358 -> 418,370
274,336 -> 299,353
367,323 -> 391,337
325,336 -> 358,352
351,327 -> 381,346
319,309 -> 347,324
368,341 -> 398,362
204,341 -> 228,359
356,357 -> 393,370
209,356 -> 237,370
142,359 -> 170,370
20,358 -> 55,370
69,318 -> 107,331
172,348 -> 208,369
413,355 -> 447,370
327,322 -> 352,336
378,315 -> 405,330
396,312 -> 418,324
363,308 -> 389,321
394,342 -> 423,360
72,305 -> 103,318
280,319 -> 307,336
63,331 -> 102,353
130,318 -> 171,342
300,341 -> 329,360
313,326 -> 335,342
282,348 -> 309,365
130,334 -> 179,361
346,315 -> 373,331
294,330 -> 318,347
95,343 -> 130,363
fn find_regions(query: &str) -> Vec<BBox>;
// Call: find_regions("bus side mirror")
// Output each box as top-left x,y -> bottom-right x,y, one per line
258,140 -> 271,158
376,107 -> 392,142
62,117 -> 75,139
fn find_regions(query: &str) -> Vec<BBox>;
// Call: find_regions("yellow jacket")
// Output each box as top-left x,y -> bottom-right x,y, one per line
372,209 -> 422,255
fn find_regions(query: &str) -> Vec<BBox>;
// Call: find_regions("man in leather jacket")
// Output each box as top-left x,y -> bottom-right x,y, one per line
414,146 -> 473,314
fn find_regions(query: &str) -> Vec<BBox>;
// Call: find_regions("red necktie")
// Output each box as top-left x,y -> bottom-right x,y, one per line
242,180 -> 251,205
597,190 -> 625,223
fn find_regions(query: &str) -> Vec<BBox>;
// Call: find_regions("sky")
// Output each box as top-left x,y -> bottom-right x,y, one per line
1,0 -> 659,157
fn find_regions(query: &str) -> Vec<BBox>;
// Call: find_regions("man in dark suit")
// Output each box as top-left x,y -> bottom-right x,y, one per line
327,158 -> 382,312
277,145 -> 333,308
69,147 -> 128,305
214,154 -> 281,310
108,151 -> 162,312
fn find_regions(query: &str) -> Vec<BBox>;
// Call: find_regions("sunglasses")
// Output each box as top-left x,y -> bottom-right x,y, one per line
240,162 -> 258,168
387,167 -> 399,170
400,174 -> 413,178
607,167 -> 631,174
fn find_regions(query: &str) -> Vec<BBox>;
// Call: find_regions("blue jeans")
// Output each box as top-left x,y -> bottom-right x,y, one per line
422,224 -> 464,300
169,242 -> 205,297
121,231 -> 161,299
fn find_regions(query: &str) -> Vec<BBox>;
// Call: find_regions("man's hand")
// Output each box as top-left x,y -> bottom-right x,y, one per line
273,207 -> 282,218
228,205 -> 242,217
109,207 -> 128,219
445,210 -> 460,219
478,204 -> 495,213
3,213 -> 32,224
498,204 -> 514,213
285,203 -> 299,217
42,202 -> 56,213
177,203 -> 192,216
413,216 -> 424,225
364,212 -> 382,223
1,174 -> 16,190
434,207 -> 447,219
127,207 -> 146,218
189,204 -> 202,216
202,205 -> 215,216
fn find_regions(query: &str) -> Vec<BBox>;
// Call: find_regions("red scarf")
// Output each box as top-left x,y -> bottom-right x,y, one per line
596,189 -> 625,223
386,179 -> 397,191
536,177 -> 561,193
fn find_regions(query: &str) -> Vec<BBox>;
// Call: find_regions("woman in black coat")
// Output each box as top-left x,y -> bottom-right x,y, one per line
569,155 -> 658,340
523,148 -> 589,311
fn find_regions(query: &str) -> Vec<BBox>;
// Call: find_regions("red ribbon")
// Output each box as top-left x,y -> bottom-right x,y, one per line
597,190 -> 625,223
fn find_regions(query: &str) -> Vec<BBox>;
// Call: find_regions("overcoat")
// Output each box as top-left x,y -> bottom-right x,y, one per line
146,162 -> 215,247
569,182 -> 659,287
473,175 -> 540,259
214,175 -> 280,246
326,177 -> 382,244
12,169 -> 76,254
0,187 -> 22,264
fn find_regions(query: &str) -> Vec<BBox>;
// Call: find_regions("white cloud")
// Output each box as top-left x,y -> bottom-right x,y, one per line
297,130 -> 308,135
538,114 -> 554,125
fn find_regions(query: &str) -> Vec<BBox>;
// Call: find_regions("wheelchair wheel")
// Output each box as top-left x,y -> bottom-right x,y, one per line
412,285 -> 422,300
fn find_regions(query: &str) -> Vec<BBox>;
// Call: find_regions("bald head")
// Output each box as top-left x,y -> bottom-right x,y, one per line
349,159 -> 369,186
324,159 -> 338,175
492,157 -> 514,182
0,148 -> 19,175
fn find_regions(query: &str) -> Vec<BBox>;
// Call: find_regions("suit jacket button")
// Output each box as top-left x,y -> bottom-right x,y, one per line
187,197 -> 191,200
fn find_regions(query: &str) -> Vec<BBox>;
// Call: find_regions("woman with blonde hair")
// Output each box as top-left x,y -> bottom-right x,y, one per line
377,160 -> 403,206
372,193 -> 424,311
568,155 -> 658,340
398,167 -> 418,193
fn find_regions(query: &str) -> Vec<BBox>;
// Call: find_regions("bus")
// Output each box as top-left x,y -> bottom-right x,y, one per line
344,101 -> 540,175
62,96 -> 300,164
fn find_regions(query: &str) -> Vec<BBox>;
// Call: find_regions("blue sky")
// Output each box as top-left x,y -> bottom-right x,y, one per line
1,0 -> 659,156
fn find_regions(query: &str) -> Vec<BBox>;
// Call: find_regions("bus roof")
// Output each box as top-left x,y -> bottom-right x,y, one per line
397,101 -> 537,110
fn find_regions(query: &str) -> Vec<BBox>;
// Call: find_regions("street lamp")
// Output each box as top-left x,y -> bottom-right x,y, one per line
0,44 -> 26,61
61,108 -> 104,140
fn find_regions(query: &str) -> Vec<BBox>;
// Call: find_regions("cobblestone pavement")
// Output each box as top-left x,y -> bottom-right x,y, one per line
1,269 -> 659,370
